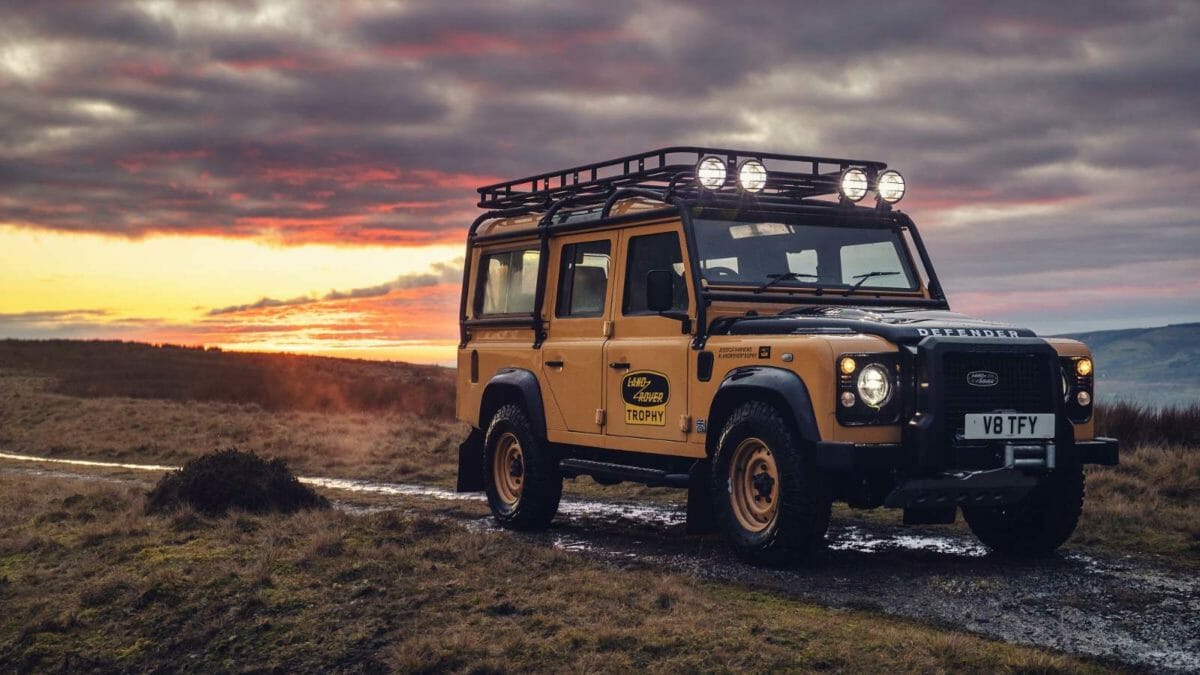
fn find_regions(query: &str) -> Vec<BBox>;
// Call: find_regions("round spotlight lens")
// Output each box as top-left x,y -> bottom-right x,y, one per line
839,356 -> 858,375
737,159 -> 767,193
877,170 -> 906,203
839,168 -> 868,202
840,391 -> 857,408
696,156 -> 727,190
856,364 -> 891,408
1076,358 -> 1093,377
1077,390 -> 1092,406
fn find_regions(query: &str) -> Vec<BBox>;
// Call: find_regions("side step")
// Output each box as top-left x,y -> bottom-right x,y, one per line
559,458 -> 690,488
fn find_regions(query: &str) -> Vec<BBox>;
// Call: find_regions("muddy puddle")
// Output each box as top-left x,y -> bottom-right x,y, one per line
3,450 -> 1197,672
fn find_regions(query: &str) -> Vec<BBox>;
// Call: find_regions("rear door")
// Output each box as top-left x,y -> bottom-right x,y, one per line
603,223 -> 692,443
541,232 -> 615,434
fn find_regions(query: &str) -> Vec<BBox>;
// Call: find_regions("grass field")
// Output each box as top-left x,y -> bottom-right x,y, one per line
1,339 -> 1197,564
0,473 -> 1106,672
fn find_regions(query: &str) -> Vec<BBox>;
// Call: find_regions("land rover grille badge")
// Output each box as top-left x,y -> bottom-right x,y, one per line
967,370 -> 999,387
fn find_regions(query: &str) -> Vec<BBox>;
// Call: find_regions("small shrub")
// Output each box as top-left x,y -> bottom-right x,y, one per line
146,449 -> 329,516
1095,402 -> 1200,448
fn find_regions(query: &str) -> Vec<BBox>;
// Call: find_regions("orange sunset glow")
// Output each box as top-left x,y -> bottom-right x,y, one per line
2,2 -> 1197,362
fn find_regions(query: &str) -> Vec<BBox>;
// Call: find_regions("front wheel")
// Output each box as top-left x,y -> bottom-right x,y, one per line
711,402 -> 832,567
963,462 -> 1085,556
483,404 -> 562,531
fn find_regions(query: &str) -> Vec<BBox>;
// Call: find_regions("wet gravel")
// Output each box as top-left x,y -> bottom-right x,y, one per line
4,451 -> 1198,672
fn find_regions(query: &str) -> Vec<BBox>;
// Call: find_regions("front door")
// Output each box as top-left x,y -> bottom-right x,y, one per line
541,232 -> 615,434
603,223 -> 692,443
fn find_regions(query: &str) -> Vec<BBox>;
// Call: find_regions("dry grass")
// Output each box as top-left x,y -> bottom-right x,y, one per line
0,374 -> 465,485
0,473 -> 1105,673
0,339 -> 455,417
1075,443 -> 1200,562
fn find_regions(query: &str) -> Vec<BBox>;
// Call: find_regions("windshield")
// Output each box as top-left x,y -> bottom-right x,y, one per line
693,218 -> 920,293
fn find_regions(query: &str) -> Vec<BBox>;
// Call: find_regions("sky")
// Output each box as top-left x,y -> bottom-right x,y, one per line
2,1 -> 1198,365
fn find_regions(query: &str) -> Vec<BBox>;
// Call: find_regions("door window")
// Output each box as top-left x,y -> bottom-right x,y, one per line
556,241 -> 611,317
623,232 -> 687,314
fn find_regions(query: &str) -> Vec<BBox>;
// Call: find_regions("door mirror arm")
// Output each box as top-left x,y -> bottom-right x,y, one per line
658,310 -> 692,334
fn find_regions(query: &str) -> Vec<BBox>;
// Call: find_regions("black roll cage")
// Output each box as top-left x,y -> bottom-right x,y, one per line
459,147 -> 948,350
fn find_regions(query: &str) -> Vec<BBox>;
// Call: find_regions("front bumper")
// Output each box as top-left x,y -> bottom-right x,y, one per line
815,436 -> 1120,472
816,436 -> 1118,509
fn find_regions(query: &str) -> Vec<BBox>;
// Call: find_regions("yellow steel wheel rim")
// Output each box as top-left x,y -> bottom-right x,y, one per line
493,432 -> 524,507
729,437 -> 779,533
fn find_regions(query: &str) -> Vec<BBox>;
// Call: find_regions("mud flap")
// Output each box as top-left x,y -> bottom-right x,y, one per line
456,428 -> 485,492
686,460 -> 718,534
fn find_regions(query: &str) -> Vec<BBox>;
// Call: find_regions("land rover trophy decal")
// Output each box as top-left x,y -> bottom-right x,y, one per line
622,370 -> 669,426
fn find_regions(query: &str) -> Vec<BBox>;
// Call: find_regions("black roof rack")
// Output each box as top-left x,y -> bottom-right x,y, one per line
476,146 -> 888,211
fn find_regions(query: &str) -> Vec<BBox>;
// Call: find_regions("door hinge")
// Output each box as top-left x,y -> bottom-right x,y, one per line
595,409 -> 606,426
679,414 -> 692,433
602,320 -> 613,338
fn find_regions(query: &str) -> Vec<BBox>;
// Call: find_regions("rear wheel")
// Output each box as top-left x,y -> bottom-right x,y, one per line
711,401 -> 831,567
483,404 -> 561,531
963,462 -> 1084,556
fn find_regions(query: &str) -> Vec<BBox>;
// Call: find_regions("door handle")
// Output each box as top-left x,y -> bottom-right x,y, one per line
545,360 -> 564,368
608,361 -> 630,370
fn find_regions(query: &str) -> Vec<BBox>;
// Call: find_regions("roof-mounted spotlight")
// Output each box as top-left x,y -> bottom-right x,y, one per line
737,159 -> 767,193
696,156 -> 727,190
876,170 -> 906,204
839,167 -> 868,202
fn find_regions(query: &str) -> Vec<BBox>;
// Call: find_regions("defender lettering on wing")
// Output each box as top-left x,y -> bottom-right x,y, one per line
622,371 -> 669,426
917,328 -> 1022,338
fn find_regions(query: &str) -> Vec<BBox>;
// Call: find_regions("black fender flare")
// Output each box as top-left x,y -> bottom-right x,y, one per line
479,368 -> 547,437
460,368 -> 547,493
706,366 -> 822,454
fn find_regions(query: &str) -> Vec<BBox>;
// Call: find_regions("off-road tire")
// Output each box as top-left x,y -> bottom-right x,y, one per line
963,461 -> 1085,556
483,404 -> 562,531
711,401 -> 832,567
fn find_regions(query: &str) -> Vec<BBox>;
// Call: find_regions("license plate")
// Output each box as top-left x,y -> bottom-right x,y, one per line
963,413 -> 1054,440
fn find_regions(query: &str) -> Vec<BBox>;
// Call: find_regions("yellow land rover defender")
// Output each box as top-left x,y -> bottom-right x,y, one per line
455,147 -> 1119,566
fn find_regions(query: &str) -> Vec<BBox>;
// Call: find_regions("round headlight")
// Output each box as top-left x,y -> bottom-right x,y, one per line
1076,358 -> 1093,376
696,156 -> 727,190
737,159 -> 767,193
856,364 -> 891,408
839,168 -> 868,202
877,170 -> 905,203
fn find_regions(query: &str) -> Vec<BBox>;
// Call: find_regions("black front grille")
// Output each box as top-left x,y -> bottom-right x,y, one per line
942,352 -> 1055,434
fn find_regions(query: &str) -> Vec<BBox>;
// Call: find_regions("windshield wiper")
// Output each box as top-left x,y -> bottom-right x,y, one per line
844,271 -> 900,296
755,272 -> 818,294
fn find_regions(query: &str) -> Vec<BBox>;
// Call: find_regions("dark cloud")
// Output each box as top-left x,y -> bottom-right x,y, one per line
0,0 -> 1197,329
207,261 -> 462,315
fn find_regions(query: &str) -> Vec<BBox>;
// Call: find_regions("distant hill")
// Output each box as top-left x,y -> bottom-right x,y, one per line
0,340 -> 456,418
1060,323 -> 1200,407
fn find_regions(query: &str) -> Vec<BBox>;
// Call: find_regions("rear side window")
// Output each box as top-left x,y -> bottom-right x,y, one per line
623,231 -> 687,315
556,240 -> 611,317
476,248 -> 540,316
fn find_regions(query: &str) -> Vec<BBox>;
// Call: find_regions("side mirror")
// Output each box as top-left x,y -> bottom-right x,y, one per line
646,270 -> 675,312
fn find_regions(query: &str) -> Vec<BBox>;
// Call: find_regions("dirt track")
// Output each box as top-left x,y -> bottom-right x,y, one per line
3,451 -> 1197,673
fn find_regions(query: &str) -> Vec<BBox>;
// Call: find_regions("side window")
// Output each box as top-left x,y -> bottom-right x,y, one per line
556,240 -> 611,317
623,231 -> 688,315
476,247 -> 540,316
